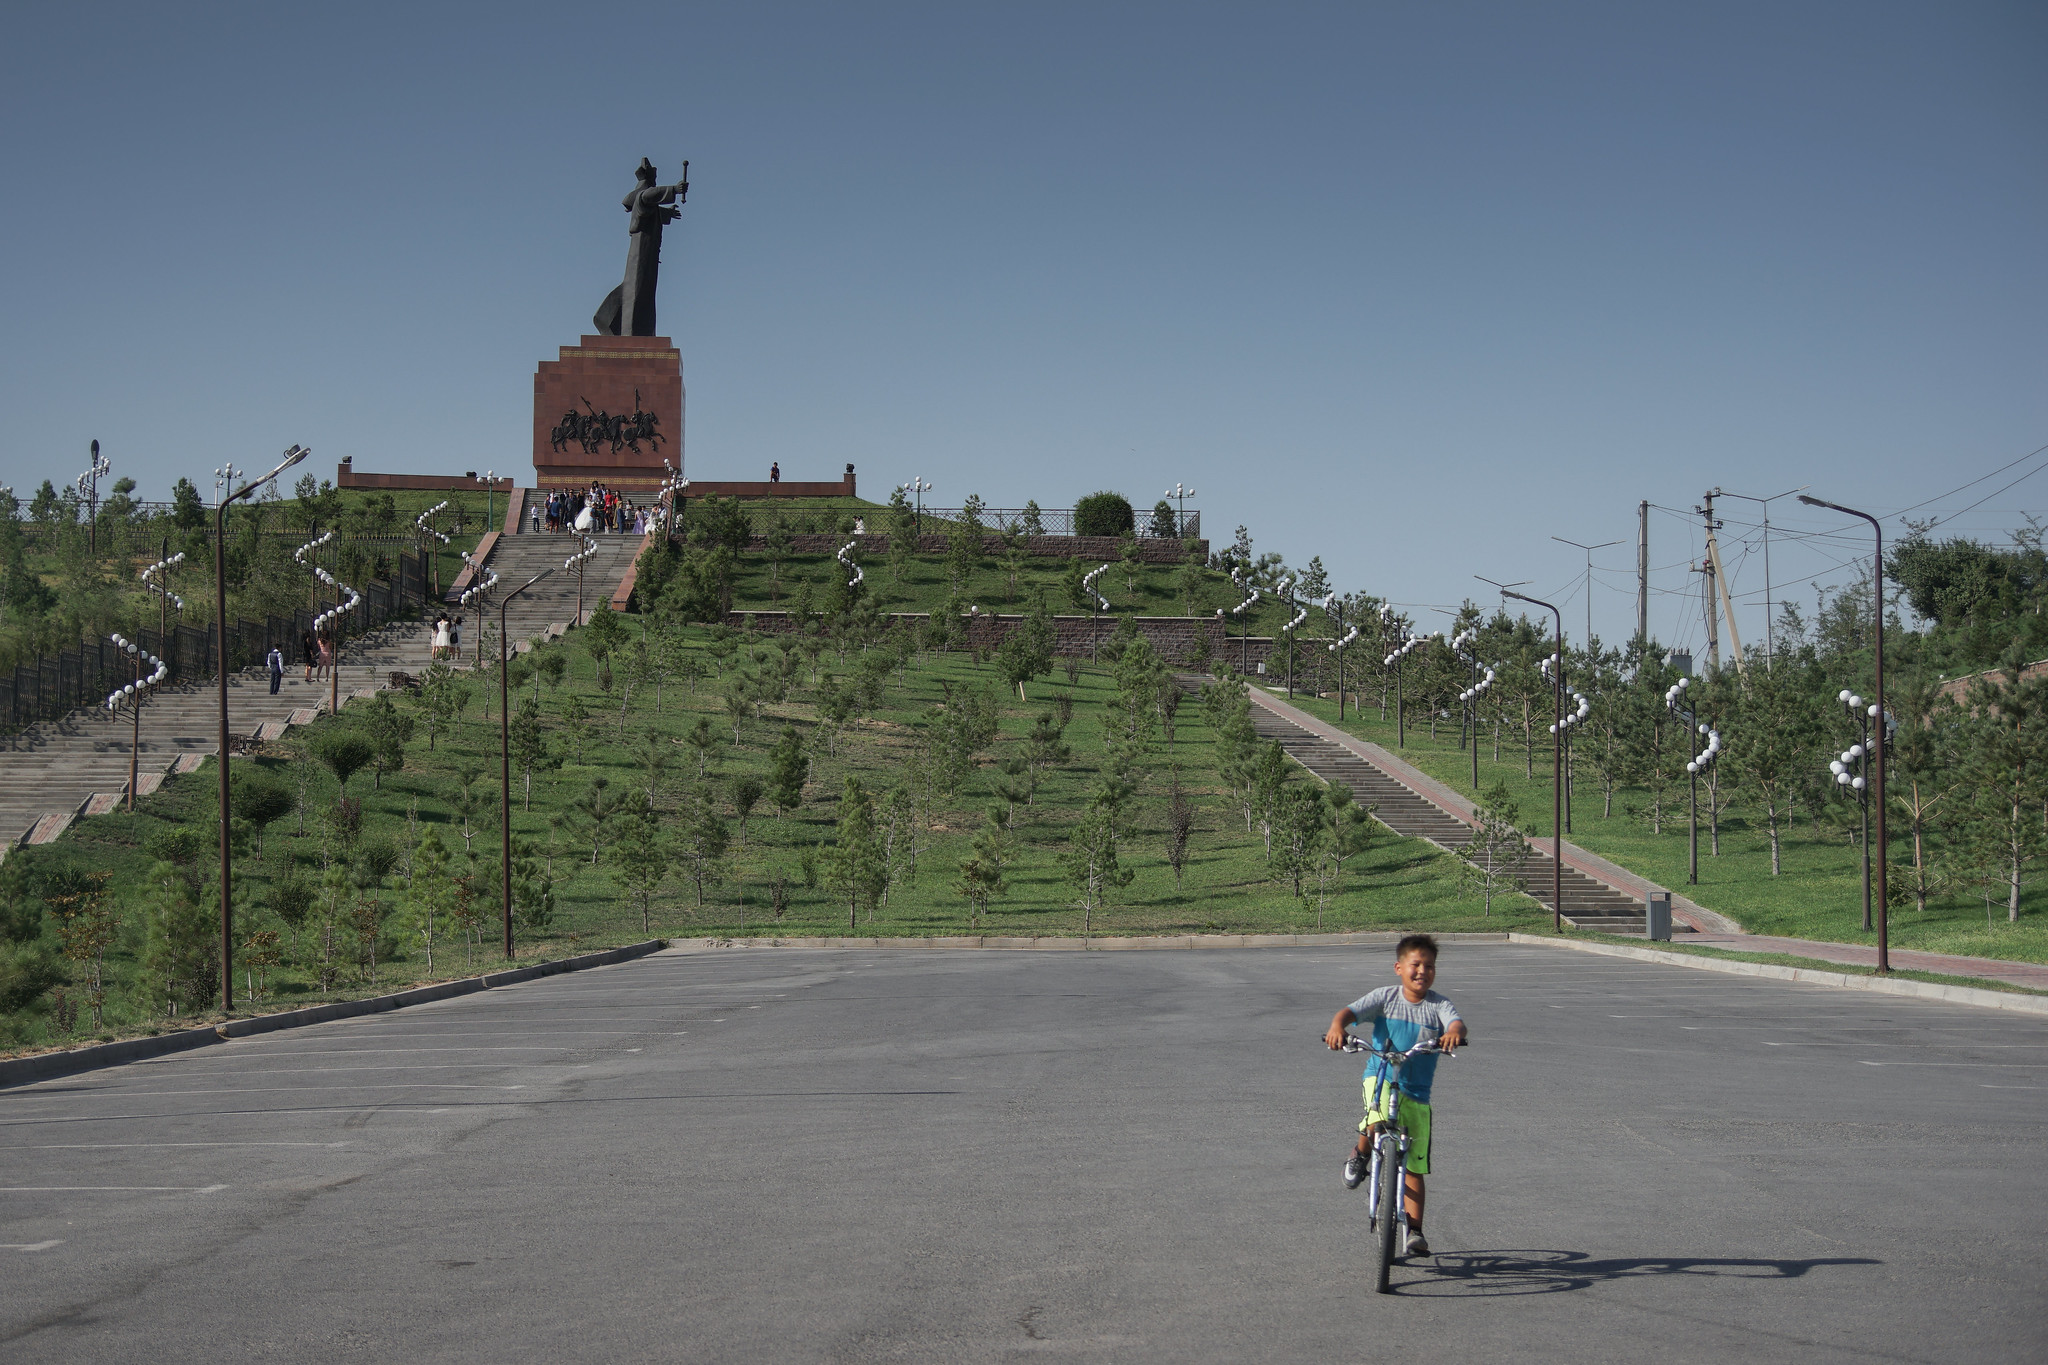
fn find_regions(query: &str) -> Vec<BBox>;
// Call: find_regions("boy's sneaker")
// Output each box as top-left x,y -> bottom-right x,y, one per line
1343,1155 -> 1367,1189
1403,1229 -> 1431,1258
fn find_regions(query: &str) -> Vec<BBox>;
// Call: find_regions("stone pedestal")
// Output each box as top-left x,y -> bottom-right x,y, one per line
532,335 -> 683,490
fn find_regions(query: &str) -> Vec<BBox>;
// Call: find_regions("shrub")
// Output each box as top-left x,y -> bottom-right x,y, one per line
1074,491 -> 1135,538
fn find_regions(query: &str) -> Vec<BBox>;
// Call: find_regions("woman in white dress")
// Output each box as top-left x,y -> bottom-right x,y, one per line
432,615 -> 451,661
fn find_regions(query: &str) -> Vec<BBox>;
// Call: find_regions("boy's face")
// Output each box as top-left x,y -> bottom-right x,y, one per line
1395,948 -> 1437,1000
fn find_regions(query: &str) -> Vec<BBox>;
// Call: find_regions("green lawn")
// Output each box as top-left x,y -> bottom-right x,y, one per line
1268,687 -> 2048,966
1,610 -> 1544,1054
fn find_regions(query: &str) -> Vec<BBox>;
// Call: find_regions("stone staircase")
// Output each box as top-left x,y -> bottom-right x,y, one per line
479,501 -> 645,646
0,506 -> 649,855
1238,691 -> 1663,933
1,619 -> 433,850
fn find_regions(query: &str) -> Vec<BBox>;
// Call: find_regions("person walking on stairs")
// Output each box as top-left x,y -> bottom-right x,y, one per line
267,644 -> 285,695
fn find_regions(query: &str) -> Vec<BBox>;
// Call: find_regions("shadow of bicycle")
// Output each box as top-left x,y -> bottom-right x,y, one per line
1395,1250 -> 1883,1297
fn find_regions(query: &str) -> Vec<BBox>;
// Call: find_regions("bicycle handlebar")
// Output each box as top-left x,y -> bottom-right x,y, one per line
1338,1035 -> 1467,1060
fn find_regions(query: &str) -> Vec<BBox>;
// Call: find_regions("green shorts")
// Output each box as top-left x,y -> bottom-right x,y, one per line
1358,1077 -> 1432,1174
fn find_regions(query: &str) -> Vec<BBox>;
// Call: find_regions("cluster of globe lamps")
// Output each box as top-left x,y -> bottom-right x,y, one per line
1663,676 -> 1724,775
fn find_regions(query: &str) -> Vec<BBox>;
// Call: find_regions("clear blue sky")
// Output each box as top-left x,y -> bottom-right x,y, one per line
2,1 -> 2042,651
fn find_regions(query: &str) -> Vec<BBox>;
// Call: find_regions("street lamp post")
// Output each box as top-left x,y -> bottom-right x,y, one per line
566,535 -> 598,626
1323,594 -> 1359,720
105,635 -> 166,812
1665,676 -> 1722,885
477,470 -> 497,533
902,478 -> 933,537
499,569 -> 552,959
1228,569 -> 1259,676
215,445 -> 310,1013
1499,588 -> 1565,930
79,440 -> 111,556
1799,494 -> 1889,974
1551,536 -> 1622,649
1718,486 -> 1807,668
1165,482 -> 1197,539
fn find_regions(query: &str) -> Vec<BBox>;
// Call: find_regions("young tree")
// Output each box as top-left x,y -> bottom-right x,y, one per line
609,812 -> 671,932
1118,531 -> 1143,597
769,723 -> 810,817
1060,799 -> 1133,933
359,693 -> 415,790
1313,784 -> 1379,924
1024,710 -> 1072,781
570,774 -> 631,865
1960,660 -> 2048,920
404,828 -> 457,974
728,773 -> 765,845
1164,769 -> 1195,890
508,698 -> 560,810
1250,740 -> 1292,853
412,662 -> 462,750
995,607 -> 1055,701
1456,783 -> 1529,918
999,526 -> 1028,604
1268,784 -> 1327,900
637,728 -> 673,811
141,862 -> 215,1018
1726,656 -> 1821,874
313,732 -> 376,797
955,814 -> 1011,929
673,784 -> 732,908
825,777 -> 888,929
1887,675 -> 1959,915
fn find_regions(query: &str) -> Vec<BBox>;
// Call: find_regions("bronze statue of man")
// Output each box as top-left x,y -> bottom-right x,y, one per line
594,157 -> 689,336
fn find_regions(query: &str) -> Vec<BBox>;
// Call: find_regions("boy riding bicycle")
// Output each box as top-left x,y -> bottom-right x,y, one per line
1323,933 -> 1467,1259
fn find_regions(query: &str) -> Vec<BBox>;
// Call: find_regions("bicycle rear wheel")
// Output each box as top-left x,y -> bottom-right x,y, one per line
1371,1132 -> 1402,1293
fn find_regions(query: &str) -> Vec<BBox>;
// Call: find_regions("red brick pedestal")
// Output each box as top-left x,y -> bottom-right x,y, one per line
532,335 -> 683,491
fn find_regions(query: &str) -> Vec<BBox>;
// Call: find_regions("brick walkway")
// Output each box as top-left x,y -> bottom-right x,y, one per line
1243,685 -> 2048,995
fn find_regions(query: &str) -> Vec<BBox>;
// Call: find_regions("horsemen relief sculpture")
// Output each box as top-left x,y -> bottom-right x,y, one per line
550,390 -> 667,457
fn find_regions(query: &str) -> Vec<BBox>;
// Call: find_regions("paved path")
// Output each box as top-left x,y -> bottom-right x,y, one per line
2,944 -> 2042,1362
1245,686 -> 2048,995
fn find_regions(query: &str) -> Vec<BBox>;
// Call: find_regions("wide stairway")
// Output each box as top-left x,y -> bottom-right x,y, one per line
1240,693 -> 1658,933
479,502 -> 646,647
1,618 -> 432,848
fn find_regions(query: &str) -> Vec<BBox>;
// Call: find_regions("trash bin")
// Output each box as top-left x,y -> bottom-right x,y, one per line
1645,891 -> 1672,941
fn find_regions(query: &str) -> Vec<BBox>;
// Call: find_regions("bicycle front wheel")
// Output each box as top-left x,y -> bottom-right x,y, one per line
1371,1132 -> 1402,1293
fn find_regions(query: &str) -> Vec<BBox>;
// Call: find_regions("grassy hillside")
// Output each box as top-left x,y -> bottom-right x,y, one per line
1278,688 -> 2048,965
0,605 -> 1546,1053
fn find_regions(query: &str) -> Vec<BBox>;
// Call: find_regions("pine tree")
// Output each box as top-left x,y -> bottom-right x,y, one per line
670,784 -> 731,908
825,777 -> 888,929
769,723 -> 810,816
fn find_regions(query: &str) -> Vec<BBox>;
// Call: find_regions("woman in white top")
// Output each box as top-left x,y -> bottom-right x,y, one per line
433,616 -> 451,661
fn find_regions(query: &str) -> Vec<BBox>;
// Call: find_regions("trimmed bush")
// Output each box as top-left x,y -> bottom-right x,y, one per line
1074,491 -> 1135,538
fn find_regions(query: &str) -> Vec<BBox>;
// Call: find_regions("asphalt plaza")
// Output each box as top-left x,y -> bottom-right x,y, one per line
2,943 -> 2043,1362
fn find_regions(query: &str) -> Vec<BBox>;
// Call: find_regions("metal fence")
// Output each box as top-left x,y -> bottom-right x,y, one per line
720,504 -> 1201,540
0,550 -> 426,736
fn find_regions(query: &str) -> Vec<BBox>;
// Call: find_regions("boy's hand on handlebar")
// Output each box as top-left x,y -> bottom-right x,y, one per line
1439,1022 -> 1467,1053
1324,1020 -> 1351,1050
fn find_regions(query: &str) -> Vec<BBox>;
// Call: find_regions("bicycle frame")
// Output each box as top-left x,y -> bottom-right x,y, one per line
1343,1037 -> 1444,1242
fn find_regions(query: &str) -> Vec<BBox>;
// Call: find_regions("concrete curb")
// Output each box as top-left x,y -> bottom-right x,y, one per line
0,939 -> 666,1091
1507,933 -> 2048,1016
663,932 -> 1514,953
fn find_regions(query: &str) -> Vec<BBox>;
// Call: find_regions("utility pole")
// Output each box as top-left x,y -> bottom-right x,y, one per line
1698,489 -> 1745,672
1636,500 -> 1649,645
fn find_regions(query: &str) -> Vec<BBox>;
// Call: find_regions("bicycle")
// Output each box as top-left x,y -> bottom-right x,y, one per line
1341,1033 -> 1459,1293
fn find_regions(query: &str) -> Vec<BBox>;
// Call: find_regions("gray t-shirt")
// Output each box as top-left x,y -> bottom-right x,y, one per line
1347,985 -> 1462,1102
